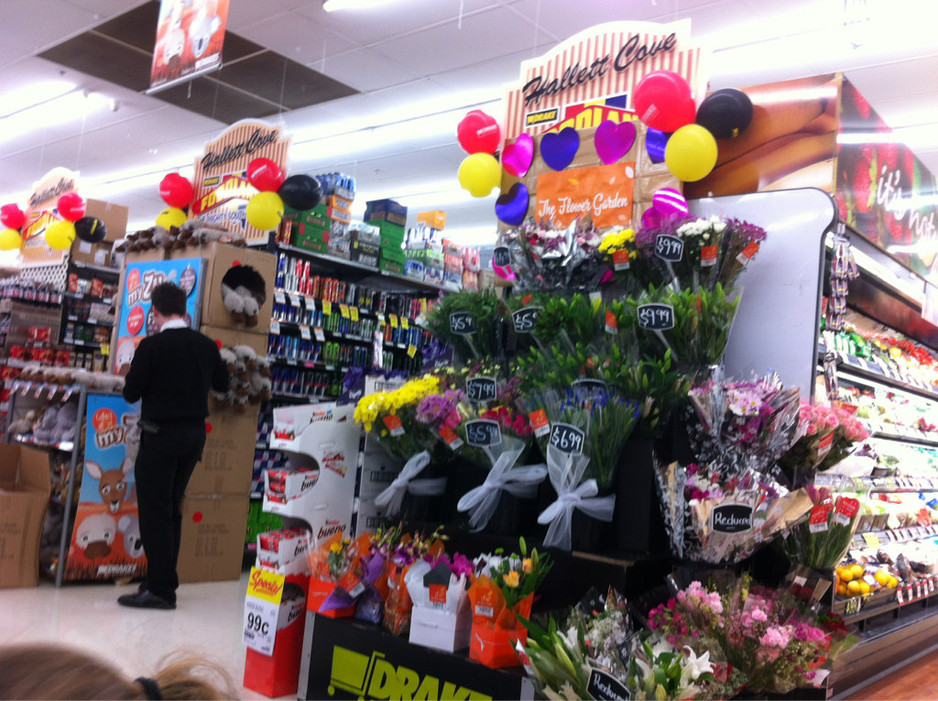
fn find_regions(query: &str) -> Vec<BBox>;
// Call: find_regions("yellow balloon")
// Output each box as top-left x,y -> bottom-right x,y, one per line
665,124 -> 718,182
246,191 -> 284,230
45,220 -> 76,250
0,228 -> 22,251
156,207 -> 187,229
458,153 -> 501,198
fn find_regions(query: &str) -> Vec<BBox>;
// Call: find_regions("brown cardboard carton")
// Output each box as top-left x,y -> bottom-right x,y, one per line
177,494 -> 249,583
186,412 -> 260,496
70,239 -> 114,268
85,199 -> 130,242
170,242 -> 276,332
0,444 -> 51,588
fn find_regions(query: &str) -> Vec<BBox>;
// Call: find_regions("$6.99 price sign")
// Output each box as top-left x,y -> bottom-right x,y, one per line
243,567 -> 285,656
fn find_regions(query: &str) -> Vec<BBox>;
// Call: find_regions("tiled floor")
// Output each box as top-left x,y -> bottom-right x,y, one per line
0,572 -> 285,700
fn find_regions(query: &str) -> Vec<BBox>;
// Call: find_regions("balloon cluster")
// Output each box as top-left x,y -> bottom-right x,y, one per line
0,195 -> 108,252
456,110 -> 503,198
633,71 -> 753,182
156,160 -> 323,234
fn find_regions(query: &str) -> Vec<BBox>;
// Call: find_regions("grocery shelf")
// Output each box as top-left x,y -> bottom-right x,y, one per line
68,260 -> 120,277
823,346 -> 938,401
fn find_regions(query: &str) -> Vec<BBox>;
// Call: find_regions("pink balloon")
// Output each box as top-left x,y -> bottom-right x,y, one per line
501,133 -> 534,177
57,192 -> 86,222
0,203 -> 25,230
652,188 -> 689,217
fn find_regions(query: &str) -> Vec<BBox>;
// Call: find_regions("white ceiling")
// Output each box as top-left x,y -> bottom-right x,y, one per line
1,0 -> 937,246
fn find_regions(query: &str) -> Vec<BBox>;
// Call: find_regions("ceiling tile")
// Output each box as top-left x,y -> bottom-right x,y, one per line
236,9 -> 359,64
39,31 -> 153,92
313,47 -> 424,93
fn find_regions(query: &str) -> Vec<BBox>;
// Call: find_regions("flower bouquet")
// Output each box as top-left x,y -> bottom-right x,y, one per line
650,574 -> 854,694
424,288 -> 508,362
633,215 -> 766,294
353,374 -> 451,519
499,217 -> 610,292
468,538 -> 552,668
520,387 -> 640,550
383,528 -> 447,636
778,402 -> 870,485
306,532 -> 374,618
655,460 -> 813,564
779,486 -> 862,570
404,551 -> 476,652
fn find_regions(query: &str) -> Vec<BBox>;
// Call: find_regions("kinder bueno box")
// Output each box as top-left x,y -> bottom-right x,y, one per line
256,527 -> 311,576
267,402 -> 358,544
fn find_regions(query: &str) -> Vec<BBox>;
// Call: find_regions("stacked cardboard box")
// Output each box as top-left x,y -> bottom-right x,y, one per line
349,222 -> 380,267
164,242 -> 277,583
0,444 -> 51,588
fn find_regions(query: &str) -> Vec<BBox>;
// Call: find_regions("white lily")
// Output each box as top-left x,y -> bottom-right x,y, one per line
682,646 -> 713,681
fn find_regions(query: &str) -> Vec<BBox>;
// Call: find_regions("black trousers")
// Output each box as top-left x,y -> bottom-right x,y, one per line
134,423 -> 206,603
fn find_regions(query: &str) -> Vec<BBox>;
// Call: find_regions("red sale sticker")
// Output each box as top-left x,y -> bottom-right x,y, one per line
127,305 -> 145,335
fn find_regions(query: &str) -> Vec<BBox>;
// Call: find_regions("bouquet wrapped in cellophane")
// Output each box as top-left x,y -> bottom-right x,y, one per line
778,485 -> 861,570
777,401 -> 870,486
655,459 -> 813,564
497,216 -> 610,292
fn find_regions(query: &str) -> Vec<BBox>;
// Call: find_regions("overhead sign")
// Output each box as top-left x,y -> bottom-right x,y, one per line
503,20 -> 709,139
149,0 -> 231,93
192,120 -> 290,244
21,167 -> 79,267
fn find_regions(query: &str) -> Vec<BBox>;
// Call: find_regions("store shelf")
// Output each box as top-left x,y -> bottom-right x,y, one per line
274,289 -> 378,321
66,339 -> 105,350
270,320 -> 373,345
13,434 -> 75,452
65,291 -> 113,306
69,260 -> 120,277
268,356 -> 350,374
823,346 -> 938,400
815,473 -> 938,492
66,315 -> 114,327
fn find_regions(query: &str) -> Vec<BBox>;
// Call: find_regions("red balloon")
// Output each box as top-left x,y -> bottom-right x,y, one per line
633,71 -> 697,133
0,203 -> 25,230
159,173 -> 194,209
57,192 -> 86,222
456,110 -> 502,154
246,158 -> 285,192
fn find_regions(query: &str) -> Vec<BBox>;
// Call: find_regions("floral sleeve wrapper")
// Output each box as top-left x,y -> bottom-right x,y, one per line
404,558 -> 473,652
307,533 -> 373,618
456,434 -> 547,531
468,575 -> 533,668
373,449 -> 447,518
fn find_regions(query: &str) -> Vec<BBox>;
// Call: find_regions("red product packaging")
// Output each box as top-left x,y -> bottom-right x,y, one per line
54,350 -> 71,367
67,274 -> 79,294
90,278 -> 104,298
32,348 -> 54,364
27,327 -> 52,343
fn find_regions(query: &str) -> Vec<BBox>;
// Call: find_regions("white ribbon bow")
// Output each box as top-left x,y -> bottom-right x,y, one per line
456,437 -> 547,531
374,450 -> 446,517
537,445 -> 616,550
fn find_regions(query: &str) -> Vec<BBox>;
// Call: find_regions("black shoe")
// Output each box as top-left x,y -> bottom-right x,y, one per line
117,590 -> 176,610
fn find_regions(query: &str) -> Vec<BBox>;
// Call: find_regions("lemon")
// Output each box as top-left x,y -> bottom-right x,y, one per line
850,564 -> 865,579
859,580 -> 871,595
838,567 -> 854,582
837,582 -> 848,596
888,577 -> 899,589
875,570 -> 890,586
847,580 -> 861,596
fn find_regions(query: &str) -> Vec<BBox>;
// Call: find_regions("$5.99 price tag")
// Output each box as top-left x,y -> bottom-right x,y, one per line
243,566 -> 285,656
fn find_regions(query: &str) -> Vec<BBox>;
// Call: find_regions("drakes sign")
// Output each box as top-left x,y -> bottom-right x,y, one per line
504,20 -> 709,139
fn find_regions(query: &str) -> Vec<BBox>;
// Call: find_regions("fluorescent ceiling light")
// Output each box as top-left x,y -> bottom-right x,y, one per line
0,91 -> 101,148
0,79 -> 76,118
323,0 -> 402,11
441,226 -> 499,247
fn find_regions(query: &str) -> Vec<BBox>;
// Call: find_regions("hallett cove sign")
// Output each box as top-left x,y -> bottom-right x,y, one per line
503,20 -> 709,139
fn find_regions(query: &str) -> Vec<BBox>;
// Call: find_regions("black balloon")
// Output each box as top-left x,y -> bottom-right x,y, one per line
74,216 -> 107,243
278,174 -> 323,211
695,88 -> 754,139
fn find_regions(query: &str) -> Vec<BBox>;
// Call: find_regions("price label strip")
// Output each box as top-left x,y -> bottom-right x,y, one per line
243,567 -> 285,656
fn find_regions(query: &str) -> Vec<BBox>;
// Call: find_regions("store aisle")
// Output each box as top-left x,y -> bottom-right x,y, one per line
0,572 -> 286,700
846,647 -> 938,700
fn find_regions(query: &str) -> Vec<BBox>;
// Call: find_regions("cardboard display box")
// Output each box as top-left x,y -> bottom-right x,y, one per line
177,494 -> 250,584
86,199 -> 130,242
364,199 -> 407,228
169,242 -> 276,332
291,224 -> 329,255
200,324 -> 269,356
186,412 -> 261,496
70,240 -> 114,268
0,444 -> 51,588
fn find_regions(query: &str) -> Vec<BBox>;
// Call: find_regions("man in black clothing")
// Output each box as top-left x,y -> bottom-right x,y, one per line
118,282 -> 228,610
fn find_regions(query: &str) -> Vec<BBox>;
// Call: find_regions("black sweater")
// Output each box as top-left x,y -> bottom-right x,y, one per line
122,327 -> 229,424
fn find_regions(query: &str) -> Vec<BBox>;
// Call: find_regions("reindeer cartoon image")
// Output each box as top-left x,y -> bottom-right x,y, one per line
85,458 -> 134,514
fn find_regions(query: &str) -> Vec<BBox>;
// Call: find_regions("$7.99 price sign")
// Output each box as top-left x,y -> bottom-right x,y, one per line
243,566 -> 285,656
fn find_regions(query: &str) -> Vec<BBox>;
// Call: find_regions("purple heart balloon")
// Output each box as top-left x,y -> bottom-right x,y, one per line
645,127 -> 670,164
502,133 -> 534,177
540,127 -> 579,171
595,120 -> 636,165
495,182 -> 529,226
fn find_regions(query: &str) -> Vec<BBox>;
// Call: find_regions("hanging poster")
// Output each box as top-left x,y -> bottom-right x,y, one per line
113,257 -> 204,376
191,121 -> 290,244
64,393 -> 146,581
149,0 -> 231,93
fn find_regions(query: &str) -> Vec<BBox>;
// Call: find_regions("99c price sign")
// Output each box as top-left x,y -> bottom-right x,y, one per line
549,422 -> 585,455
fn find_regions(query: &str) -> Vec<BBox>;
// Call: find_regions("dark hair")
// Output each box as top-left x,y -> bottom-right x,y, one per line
151,282 -> 187,317
0,644 -> 238,699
